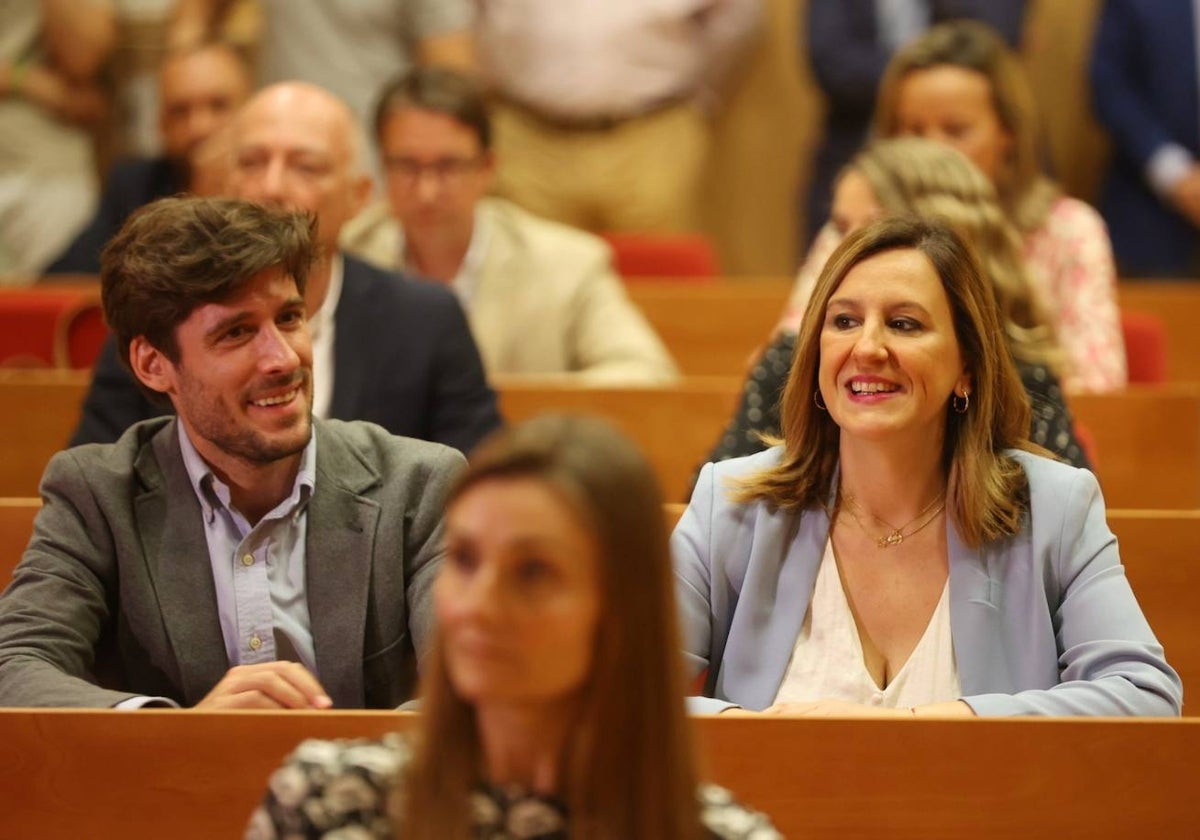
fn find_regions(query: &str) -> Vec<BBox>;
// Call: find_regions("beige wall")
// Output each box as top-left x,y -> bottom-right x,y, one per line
702,0 -> 1110,276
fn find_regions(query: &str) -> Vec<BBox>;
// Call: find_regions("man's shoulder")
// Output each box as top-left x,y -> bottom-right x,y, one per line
315,419 -> 467,478
41,417 -> 177,510
105,156 -> 180,200
484,198 -> 611,264
341,253 -> 460,311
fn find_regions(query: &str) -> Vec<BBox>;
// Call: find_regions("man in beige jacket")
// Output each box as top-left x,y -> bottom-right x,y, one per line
340,67 -> 678,384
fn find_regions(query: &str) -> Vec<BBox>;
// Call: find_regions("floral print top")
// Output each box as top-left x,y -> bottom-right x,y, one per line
779,196 -> 1128,394
245,734 -> 782,840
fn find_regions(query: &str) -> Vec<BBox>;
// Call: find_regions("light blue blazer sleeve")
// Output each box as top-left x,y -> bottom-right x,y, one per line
672,447 -> 1182,716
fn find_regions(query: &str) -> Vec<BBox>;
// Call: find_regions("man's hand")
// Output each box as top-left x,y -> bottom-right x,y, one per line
195,662 -> 333,710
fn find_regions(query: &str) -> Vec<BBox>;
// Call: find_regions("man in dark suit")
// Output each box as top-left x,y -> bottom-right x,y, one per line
0,197 -> 465,709
1090,0 -> 1200,277
46,41 -> 252,275
70,81 -> 502,455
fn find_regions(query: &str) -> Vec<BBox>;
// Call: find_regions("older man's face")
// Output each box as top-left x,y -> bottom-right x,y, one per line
228,87 -> 371,251
380,107 -> 494,241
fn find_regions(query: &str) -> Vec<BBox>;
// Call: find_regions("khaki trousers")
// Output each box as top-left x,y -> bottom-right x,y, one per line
491,100 -> 709,233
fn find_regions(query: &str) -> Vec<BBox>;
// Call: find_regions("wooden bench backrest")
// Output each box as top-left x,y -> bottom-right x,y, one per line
0,710 -> 1195,839
625,278 -> 791,376
2,372 -> 1199,509
0,369 -> 89,496
1118,282 -> 1200,382
1069,383 -> 1200,508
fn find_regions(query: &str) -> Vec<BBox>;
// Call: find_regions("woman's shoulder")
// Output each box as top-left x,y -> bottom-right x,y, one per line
705,445 -> 787,482
698,784 -> 783,839
1006,448 -> 1099,500
246,734 -> 411,839
1034,195 -> 1109,240
281,733 -> 411,778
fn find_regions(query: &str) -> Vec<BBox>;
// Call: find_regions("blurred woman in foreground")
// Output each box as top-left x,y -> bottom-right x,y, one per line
677,216 -> 1180,718
248,416 -> 780,839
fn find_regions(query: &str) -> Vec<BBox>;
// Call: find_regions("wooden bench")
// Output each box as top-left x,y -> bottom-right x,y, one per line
0,368 -> 89,497
495,375 -> 740,503
1118,281 -> 1200,382
3,372 -> 1199,509
1069,383 -> 1200,508
499,378 -> 1200,508
2,367 -> 1200,509
0,709 -> 1195,839
625,278 -> 1200,382
625,278 -> 790,376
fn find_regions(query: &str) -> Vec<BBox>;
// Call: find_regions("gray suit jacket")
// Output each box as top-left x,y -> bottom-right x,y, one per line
673,447 -> 1182,716
0,417 -> 465,709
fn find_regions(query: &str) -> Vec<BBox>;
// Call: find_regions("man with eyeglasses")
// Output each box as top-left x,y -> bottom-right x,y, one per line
70,81 -> 503,455
342,67 -> 679,384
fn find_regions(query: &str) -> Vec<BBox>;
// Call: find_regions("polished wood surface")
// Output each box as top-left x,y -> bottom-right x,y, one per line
0,710 -> 1194,839
626,277 -> 790,376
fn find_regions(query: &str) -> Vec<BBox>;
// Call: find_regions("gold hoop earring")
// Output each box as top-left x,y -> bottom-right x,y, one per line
814,390 -> 827,411
952,391 -> 970,414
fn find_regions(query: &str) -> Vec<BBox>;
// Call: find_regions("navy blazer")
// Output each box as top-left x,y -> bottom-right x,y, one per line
674,447 -> 1181,716
46,156 -> 185,276
69,255 -> 503,455
1090,0 -> 1200,275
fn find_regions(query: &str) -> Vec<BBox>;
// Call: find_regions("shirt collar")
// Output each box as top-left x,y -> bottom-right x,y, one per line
177,420 -> 318,525
308,252 -> 344,343
398,206 -> 488,306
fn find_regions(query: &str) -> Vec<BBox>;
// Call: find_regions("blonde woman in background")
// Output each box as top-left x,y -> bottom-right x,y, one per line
783,20 -> 1126,394
710,138 -> 1090,471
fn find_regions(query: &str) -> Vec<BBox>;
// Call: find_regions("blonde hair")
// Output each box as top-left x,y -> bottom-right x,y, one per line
399,416 -> 705,840
873,19 -> 1059,232
735,217 -> 1037,548
849,137 -> 1061,371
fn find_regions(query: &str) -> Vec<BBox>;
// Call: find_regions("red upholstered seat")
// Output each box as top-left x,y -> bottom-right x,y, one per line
1121,309 -> 1168,384
0,284 -> 107,369
600,232 -> 720,281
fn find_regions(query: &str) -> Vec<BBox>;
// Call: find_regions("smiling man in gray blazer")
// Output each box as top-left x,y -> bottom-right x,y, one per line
0,196 -> 465,710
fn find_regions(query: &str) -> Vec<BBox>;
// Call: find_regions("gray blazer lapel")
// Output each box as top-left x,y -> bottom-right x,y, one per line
725,506 -> 826,710
305,423 -> 381,709
135,422 -> 229,705
947,518 -> 1013,695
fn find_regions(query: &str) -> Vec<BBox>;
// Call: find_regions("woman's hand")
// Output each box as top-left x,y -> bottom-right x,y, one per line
762,700 -> 913,717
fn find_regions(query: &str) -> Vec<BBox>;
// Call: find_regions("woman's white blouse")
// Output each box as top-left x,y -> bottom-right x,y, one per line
774,540 -> 962,708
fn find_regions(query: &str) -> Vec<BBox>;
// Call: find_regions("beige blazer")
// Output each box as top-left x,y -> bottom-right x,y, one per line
342,197 -> 679,384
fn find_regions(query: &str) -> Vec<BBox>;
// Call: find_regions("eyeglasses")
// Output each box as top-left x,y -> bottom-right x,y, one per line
383,155 -> 485,187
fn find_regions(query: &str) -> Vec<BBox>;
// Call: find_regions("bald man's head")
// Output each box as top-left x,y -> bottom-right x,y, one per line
228,83 -> 372,250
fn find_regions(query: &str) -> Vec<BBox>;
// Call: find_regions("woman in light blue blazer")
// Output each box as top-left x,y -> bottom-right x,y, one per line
674,216 -> 1181,717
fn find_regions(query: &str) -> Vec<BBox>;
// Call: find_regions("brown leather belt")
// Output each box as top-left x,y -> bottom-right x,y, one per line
495,92 -> 690,132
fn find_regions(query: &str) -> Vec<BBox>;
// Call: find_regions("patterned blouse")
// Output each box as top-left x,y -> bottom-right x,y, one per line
778,196 -> 1128,394
245,734 -> 782,840
704,331 -> 1092,470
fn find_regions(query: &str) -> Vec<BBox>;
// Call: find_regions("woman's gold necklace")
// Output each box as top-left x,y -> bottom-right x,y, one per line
840,490 -> 946,549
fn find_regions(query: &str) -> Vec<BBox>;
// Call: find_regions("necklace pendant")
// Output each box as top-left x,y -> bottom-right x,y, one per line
879,531 -> 904,549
